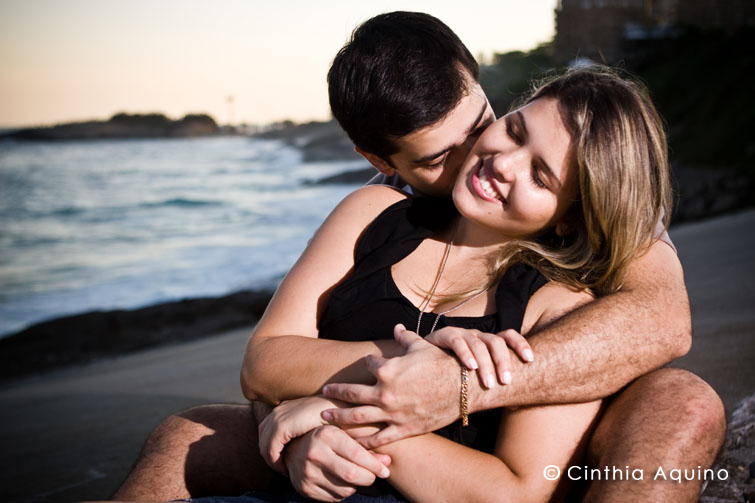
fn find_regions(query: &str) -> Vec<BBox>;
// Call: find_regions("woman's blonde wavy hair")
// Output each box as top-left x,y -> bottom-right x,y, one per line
488,65 -> 672,296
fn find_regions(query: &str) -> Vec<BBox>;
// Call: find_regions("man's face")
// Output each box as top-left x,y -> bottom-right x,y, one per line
386,77 -> 494,197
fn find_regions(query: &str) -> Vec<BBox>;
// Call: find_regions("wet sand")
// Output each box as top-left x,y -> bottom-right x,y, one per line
1,209 -> 754,503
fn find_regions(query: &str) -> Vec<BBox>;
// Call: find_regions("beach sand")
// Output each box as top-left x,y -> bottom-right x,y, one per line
1,209 -> 753,503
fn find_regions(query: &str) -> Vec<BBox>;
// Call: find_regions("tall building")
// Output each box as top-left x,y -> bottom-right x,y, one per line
553,0 -> 755,63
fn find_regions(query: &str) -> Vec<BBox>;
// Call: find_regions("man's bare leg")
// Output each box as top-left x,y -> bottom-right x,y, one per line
583,368 -> 725,502
113,404 -> 270,501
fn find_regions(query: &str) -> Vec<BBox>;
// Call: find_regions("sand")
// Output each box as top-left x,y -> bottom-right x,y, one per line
1,209 -> 754,503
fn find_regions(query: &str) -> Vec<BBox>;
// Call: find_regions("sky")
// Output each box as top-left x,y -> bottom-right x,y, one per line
0,0 -> 557,128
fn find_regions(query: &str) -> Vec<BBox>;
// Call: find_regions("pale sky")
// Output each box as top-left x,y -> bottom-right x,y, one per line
0,0 -> 557,128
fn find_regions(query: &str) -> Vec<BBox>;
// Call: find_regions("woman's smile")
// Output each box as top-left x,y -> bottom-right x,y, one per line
471,159 -> 506,204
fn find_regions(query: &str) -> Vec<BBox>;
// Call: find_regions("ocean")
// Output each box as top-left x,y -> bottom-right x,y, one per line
0,136 -> 365,337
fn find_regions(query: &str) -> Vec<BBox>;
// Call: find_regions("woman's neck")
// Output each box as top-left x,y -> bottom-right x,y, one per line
450,215 -> 511,261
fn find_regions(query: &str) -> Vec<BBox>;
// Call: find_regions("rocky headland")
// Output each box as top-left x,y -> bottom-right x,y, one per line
1,112 -> 219,141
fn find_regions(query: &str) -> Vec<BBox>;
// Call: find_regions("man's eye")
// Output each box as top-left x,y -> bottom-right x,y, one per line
427,159 -> 445,169
470,125 -> 486,138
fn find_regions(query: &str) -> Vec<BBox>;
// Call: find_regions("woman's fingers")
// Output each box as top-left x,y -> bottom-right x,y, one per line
323,427 -> 391,481
391,325 -> 531,390
355,424 -> 405,450
444,333 -> 479,370
499,329 -> 534,363
480,332 -> 513,385
465,332 -> 497,389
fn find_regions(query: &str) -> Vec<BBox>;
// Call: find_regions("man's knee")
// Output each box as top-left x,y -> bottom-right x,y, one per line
143,405 -> 224,454
631,368 -> 725,446
590,368 -> 725,465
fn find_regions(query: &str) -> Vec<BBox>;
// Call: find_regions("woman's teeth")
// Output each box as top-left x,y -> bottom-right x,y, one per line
478,164 -> 501,200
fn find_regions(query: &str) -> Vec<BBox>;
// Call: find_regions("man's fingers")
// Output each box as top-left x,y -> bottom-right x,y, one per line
321,405 -> 389,426
364,354 -> 389,376
500,329 -> 534,363
355,425 -> 404,450
393,323 -> 422,348
322,383 -> 379,405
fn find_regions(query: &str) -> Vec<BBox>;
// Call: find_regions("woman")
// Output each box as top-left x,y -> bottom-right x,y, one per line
241,66 -> 671,502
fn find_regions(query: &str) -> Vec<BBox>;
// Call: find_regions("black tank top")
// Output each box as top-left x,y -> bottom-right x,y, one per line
319,197 -> 547,453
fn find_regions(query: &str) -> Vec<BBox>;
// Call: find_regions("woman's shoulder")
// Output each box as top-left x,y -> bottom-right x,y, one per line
342,184 -> 409,208
521,281 -> 595,335
321,185 -> 409,235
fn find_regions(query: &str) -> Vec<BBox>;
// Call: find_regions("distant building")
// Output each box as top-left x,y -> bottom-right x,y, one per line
553,0 -> 755,63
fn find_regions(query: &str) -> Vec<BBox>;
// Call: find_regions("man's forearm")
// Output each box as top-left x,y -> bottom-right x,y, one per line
471,245 -> 690,411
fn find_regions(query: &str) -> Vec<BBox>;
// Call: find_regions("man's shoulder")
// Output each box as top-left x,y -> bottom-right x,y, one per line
366,172 -> 414,194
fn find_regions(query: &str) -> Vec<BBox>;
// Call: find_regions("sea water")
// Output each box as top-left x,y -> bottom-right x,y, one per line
0,136 -> 365,337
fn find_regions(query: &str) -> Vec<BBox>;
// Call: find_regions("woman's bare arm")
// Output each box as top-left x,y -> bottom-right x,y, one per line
240,185 -> 409,404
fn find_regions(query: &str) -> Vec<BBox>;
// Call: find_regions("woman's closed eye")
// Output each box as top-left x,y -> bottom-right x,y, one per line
530,165 -> 547,188
505,120 -> 523,146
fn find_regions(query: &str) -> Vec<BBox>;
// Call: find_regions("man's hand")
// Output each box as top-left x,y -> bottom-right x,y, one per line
321,325 -> 461,449
285,425 -> 391,502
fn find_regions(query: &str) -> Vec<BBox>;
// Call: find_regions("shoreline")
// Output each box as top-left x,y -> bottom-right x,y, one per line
2,202 -> 755,384
0,288 -> 274,383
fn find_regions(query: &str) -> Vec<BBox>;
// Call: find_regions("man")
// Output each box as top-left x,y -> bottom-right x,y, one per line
114,12 -> 724,502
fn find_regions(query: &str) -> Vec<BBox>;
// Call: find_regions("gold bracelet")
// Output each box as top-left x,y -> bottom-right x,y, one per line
460,365 -> 469,427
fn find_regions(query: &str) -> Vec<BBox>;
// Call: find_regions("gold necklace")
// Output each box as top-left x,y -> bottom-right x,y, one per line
416,222 -> 491,336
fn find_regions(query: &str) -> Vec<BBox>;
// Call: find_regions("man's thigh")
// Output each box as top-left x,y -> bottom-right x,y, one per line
114,403 -> 276,500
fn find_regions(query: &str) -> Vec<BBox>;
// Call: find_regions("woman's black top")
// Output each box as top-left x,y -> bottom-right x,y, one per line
318,196 -> 548,453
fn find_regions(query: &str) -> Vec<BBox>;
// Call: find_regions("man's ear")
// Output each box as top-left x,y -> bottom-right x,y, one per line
355,147 -> 396,177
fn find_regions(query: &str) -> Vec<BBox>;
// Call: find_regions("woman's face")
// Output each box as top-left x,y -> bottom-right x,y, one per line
452,97 -> 578,239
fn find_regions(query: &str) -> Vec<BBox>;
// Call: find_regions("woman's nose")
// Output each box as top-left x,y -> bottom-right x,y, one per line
490,152 -> 519,183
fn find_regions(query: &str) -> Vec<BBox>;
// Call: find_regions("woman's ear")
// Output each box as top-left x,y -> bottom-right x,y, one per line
355,147 -> 396,177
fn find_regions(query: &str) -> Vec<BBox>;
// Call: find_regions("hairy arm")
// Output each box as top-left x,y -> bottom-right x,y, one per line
472,240 -> 690,410
240,186 -> 408,404
323,240 -> 691,446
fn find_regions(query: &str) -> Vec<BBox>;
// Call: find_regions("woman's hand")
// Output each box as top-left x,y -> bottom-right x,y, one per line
285,425 -> 391,502
258,395 -> 341,475
423,324 -> 534,388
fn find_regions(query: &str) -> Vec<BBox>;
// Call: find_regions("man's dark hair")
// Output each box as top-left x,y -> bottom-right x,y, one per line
327,11 -> 479,164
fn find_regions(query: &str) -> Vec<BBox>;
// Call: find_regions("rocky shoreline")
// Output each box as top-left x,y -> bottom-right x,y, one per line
0,288 -> 273,382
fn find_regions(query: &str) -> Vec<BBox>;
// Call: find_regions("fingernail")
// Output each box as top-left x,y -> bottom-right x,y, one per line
523,349 -> 534,362
395,323 -> 406,332
321,410 -> 333,422
484,374 -> 496,388
466,358 -> 478,370
322,385 -> 331,394
380,467 -> 391,478
503,371 -> 512,385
